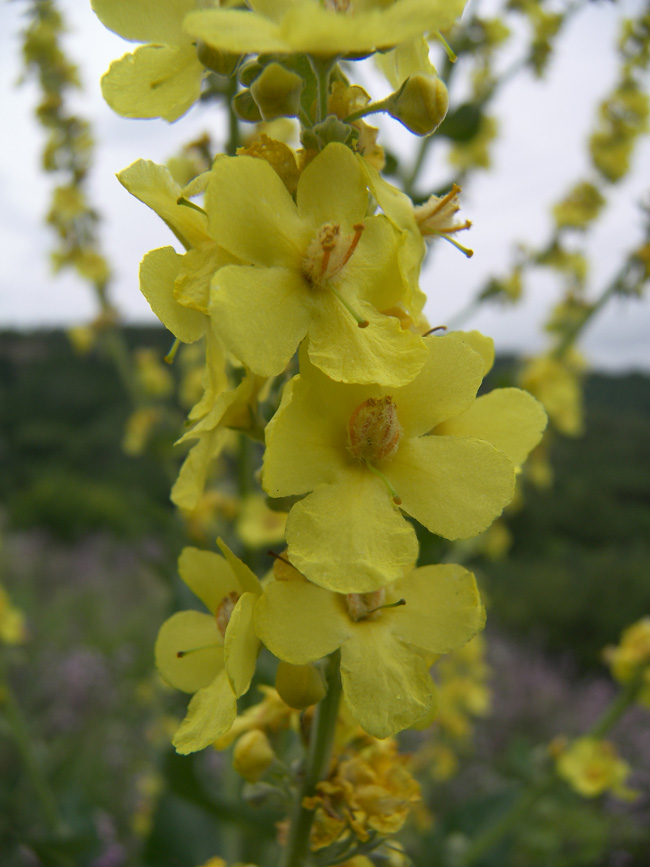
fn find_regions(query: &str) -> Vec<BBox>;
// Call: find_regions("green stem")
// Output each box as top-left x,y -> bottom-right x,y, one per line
461,776 -> 555,867
588,668 -> 646,738
461,669 -> 644,867
226,74 -> 241,156
0,653 -> 62,833
308,56 -> 337,124
281,652 -> 342,867
552,265 -> 624,360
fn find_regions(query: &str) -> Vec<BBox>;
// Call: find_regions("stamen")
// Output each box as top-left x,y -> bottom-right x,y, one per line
164,337 -> 180,364
267,550 -> 291,566
427,185 -> 461,217
366,598 -> 406,616
434,232 -> 474,258
364,460 -> 402,505
320,244 -> 334,277
327,282 -> 369,327
339,223 -> 365,269
176,642 -> 220,658
434,30 -> 457,63
176,196 -> 208,216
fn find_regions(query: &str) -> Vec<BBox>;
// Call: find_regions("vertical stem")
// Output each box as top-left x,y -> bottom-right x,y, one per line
308,56 -> 336,124
281,651 -> 342,867
0,653 -> 62,833
226,74 -> 241,156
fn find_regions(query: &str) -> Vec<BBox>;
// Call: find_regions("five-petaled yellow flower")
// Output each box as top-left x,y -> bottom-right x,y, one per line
255,561 -> 485,738
207,142 -> 427,386
155,540 -> 261,753
262,336 -> 547,593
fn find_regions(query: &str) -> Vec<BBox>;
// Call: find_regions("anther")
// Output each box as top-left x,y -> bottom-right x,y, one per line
434,232 -> 474,258
339,222 -> 365,270
164,337 -> 180,364
176,642 -> 220,658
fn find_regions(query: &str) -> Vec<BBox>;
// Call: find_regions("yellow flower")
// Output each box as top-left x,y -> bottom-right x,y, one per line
263,336 -> 546,593
118,159 -> 238,338
255,561 -> 485,738
0,586 -> 28,645
413,183 -> 472,255
520,353 -> 584,437
206,142 -> 426,386
603,618 -> 650,705
92,0 -> 205,121
184,0 -> 467,58
555,737 -> 638,800
155,540 -> 262,753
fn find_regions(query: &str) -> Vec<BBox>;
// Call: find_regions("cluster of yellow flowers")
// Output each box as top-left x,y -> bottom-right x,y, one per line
93,0 -> 547,757
92,7 -> 550,862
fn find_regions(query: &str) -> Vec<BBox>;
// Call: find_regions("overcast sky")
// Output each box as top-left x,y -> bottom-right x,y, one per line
2,0 -> 649,372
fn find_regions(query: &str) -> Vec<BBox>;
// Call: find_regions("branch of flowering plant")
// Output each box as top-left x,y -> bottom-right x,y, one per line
459,665 -> 647,867
308,55 -> 339,124
281,651 -> 343,867
550,253 -> 643,361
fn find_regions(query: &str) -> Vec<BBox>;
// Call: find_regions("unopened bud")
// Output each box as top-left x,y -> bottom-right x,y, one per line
196,41 -> 239,77
238,59 -> 264,87
233,730 -> 275,783
386,74 -> 449,137
275,661 -> 326,709
232,89 -> 262,123
250,62 -> 303,121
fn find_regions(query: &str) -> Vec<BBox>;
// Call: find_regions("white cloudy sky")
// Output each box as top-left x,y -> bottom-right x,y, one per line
2,0 -> 649,372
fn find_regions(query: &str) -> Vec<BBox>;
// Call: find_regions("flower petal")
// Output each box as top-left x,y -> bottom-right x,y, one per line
386,436 -> 515,540
184,9 -> 288,54
170,427 -> 230,511
446,330 -> 495,376
178,547 -> 240,614
434,388 -> 547,466
210,265 -> 311,376
101,45 -> 202,122
341,626 -> 435,738
217,538 -> 261,597
254,579 -> 351,665
263,371 -> 369,498
172,669 -> 237,754
390,335 -> 484,436
139,247 -> 206,343
92,0 -> 195,45
297,143 -> 368,231
286,471 -> 418,593
307,291 -> 427,386
391,564 -> 485,655
118,159 -> 210,249
155,610 -> 223,693
206,155 -> 305,267
224,592 -> 259,697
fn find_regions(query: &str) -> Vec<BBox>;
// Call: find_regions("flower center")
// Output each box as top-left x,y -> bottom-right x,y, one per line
323,0 -> 352,12
216,591 -> 240,637
302,221 -> 364,288
347,396 -> 402,464
346,589 -> 386,622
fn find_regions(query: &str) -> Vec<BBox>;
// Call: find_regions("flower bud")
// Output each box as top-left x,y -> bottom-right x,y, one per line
386,74 -> 449,136
275,661 -> 326,709
196,41 -> 239,77
232,89 -> 262,123
250,62 -> 303,121
233,730 -> 275,783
